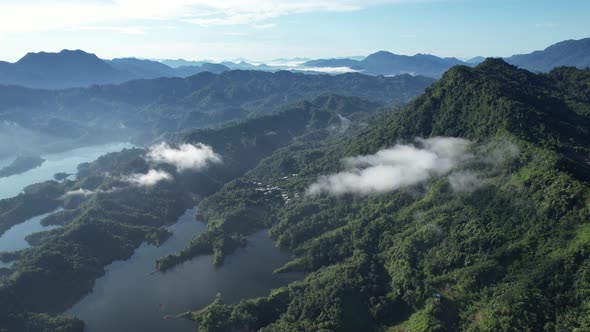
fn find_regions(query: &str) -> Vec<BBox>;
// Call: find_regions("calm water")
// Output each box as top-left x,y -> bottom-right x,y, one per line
0,207 -> 64,253
67,209 -> 303,332
0,207 -> 64,268
0,142 -> 133,200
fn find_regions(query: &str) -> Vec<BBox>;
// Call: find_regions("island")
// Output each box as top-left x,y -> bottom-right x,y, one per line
0,154 -> 45,178
53,172 -> 73,181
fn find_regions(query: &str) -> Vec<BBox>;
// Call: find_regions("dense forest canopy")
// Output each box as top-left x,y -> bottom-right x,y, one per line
177,59 -> 590,331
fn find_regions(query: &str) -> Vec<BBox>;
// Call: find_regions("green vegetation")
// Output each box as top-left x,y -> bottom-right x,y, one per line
0,181 -> 64,236
0,95 -> 383,331
156,95 -> 382,270
180,60 -> 590,331
0,149 -> 197,331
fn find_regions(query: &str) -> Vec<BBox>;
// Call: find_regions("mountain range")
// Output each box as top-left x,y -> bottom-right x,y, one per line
505,37 -> 590,72
0,69 -> 434,159
303,52 -> 465,77
0,50 -> 230,89
0,38 -> 588,90
302,37 -> 590,77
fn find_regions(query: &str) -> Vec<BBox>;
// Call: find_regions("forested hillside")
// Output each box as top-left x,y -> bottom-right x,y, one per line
181,59 -> 590,331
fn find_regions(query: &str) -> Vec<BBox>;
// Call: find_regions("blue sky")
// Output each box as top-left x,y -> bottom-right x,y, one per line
0,0 -> 588,62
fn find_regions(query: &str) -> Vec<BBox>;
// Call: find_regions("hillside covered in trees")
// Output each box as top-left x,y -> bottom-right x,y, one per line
178,59 -> 590,331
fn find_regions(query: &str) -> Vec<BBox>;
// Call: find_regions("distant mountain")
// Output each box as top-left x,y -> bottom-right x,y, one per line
174,63 -> 230,76
505,37 -> 590,72
466,56 -> 486,64
220,61 -> 274,71
302,51 -> 466,78
159,59 -> 212,68
303,58 -> 361,69
0,50 -> 129,89
108,58 -> 177,78
0,50 -> 230,89
360,51 -> 466,77
109,58 -> 229,79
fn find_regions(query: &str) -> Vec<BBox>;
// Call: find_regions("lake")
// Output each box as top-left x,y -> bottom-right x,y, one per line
0,207 -> 64,253
0,207 -> 64,268
0,142 -> 134,200
66,209 -> 303,332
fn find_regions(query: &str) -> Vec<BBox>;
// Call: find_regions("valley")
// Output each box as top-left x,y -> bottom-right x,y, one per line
0,5 -> 589,330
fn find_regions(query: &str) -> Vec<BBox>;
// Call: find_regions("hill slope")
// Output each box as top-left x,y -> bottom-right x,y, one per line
181,59 -> 590,331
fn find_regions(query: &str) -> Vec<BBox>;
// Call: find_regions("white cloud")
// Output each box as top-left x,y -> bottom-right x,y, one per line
0,0 -> 426,33
297,66 -> 362,74
124,169 -> 172,187
307,137 -> 471,195
146,143 -> 222,172
62,187 -> 119,198
63,188 -> 99,197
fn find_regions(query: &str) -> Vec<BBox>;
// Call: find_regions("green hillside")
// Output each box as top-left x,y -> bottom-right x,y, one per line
182,59 -> 590,331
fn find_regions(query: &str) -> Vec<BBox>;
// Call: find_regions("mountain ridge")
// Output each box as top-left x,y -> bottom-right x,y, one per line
0,50 -> 230,89
505,37 -> 590,72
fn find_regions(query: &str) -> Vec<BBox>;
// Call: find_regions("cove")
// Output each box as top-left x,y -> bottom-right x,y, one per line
0,207 -> 64,253
67,209 -> 303,332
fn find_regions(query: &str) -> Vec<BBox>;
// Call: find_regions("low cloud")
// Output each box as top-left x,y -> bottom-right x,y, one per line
307,137 -> 471,195
123,169 -> 172,187
62,187 -> 119,198
146,143 -> 222,172
63,168 -> 173,197
297,66 -> 362,74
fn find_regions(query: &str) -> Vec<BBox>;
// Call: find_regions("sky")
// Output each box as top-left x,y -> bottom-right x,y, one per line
0,0 -> 589,62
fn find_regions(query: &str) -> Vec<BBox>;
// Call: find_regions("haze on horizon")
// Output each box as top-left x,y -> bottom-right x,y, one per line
1,0 -> 589,63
